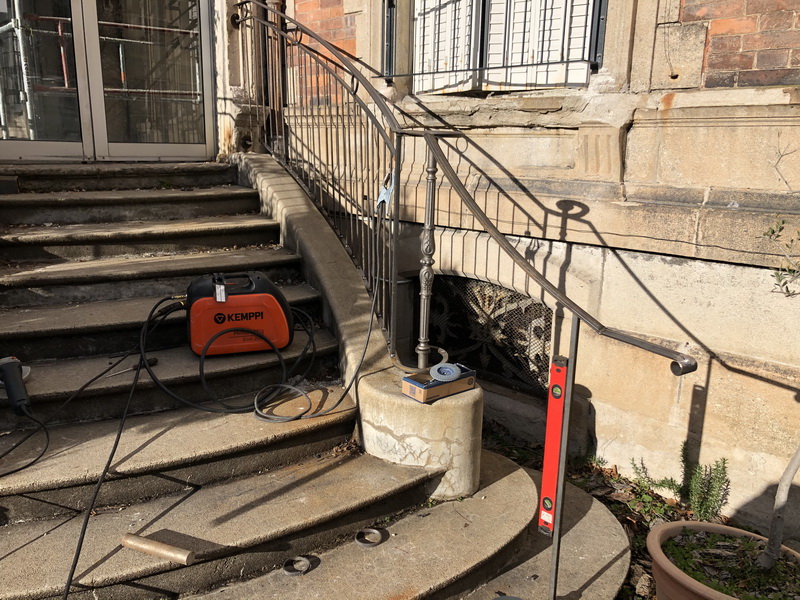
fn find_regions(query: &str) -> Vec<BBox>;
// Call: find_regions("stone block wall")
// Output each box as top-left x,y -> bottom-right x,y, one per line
681,0 -> 800,87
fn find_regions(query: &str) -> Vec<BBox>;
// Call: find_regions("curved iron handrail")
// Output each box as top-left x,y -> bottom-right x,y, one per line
241,0 -> 402,134
248,14 -> 396,150
423,133 -> 697,376
234,1 -> 696,377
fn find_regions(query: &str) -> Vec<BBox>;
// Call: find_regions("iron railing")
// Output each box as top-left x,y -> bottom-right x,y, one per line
233,0 -> 696,377
233,0 -> 403,357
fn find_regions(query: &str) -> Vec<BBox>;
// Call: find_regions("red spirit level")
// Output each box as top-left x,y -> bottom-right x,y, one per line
538,355 -> 568,536
187,272 -> 293,356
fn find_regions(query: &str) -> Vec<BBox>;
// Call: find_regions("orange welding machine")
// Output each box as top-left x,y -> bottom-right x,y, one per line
187,271 -> 293,356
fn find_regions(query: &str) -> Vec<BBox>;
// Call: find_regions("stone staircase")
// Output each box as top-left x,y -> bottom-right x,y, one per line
0,159 -> 628,600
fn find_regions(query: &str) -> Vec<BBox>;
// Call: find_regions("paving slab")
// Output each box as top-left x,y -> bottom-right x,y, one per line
187,451 -> 537,600
0,215 -> 278,245
188,458 -> 629,600
0,452 -> 440,600
463,469 -> 629,600
0,186 -> 256,209
0,284 -> 319,338
0,186 -> 260,226
0,386 -> 355,496
0,247 -> 300,285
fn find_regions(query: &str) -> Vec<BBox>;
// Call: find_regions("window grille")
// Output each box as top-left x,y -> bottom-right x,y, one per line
429,276 -> 553,397
410,0 -> 606,94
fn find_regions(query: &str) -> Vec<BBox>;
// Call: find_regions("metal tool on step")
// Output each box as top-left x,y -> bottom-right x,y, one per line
0,361 -> 30,388
105,357 -> 158,378
0,357 -> 32,415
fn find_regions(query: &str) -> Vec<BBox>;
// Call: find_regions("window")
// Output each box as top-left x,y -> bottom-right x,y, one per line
410,0 -> 606,94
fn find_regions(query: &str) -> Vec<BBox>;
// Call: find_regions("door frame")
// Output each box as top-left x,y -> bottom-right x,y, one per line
0,0 -> 216,162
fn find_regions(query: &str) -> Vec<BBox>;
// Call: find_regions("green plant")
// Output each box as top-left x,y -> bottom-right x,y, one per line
762,219 -> 800,297
629,458 -> 681,497
687,457 -> 730,522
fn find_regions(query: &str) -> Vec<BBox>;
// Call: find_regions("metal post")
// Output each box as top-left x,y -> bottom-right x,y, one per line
548,313 -> 581,600
415,147 -> 437,369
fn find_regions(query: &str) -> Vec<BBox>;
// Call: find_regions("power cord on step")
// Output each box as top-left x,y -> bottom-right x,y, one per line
0,406 -> 50,478
0,305 -> 180,478
62,357 -> 144,599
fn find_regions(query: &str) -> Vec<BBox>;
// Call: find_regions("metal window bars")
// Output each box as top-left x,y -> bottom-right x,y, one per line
400,0 -> 609,93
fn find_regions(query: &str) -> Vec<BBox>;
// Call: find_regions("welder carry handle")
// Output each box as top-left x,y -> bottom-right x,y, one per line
120,533 -> 196,566
215,272 -> 259,293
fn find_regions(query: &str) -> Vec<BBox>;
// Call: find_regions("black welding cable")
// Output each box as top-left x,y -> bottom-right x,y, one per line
0,407 -> 50,478
0,304 -> 179,476
61,357 -> 144,600
253,264 -> 380,423
253,198 -> 385,423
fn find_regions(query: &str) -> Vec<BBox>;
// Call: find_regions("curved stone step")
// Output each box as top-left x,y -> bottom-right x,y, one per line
186,455 -> 630,600
0,284 -> 322,362
186,451 -> 539,600
0,248 -> 303,307
0,451 -> 441,600
0,328 -> 339,427
0,162 -> 237,193
0,390 -> 356,524
0,186 -> 260,225
463,468 -> 630,600
0,215 -> 279,262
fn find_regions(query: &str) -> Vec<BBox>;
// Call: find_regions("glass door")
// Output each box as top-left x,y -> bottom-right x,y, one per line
0,0 -> 214,161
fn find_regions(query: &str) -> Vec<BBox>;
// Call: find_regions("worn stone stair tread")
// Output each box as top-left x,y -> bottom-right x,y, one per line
6,328 -> 336,402
0,185 -> 256,207
0,215 -> 277,245
0,388 -> 355,497
463,469 -> 630,600
0,452 -> 441,600
187,451 -> 536,600
0,247 -> 300,285
0,162 -> 235,178
0,284 -> 319,338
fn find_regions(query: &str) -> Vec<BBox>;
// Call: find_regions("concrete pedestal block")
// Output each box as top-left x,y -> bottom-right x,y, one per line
359,377 -> 484,500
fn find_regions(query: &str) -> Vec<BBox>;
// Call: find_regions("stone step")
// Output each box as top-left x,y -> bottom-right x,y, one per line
185,451 -> 537,600
0,186 -> 260,226
0,451 -> 440,600
0,284 -> 321,362
0,162 -> 237,193
0,215 -> 280,263
463,469 -> 630,600
0,248 -> 304,307
0,328 -> 339,428
0,391 -> 356,524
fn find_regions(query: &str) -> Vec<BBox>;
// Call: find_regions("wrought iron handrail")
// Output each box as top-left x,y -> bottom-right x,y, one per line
234,0 -> 697,377
422,133 -> 697,375
235,0 -> 404,356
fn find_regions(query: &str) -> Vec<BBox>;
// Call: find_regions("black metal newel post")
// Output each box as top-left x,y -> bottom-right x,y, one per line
415,148 -> 437,369
548,313 -> 581,600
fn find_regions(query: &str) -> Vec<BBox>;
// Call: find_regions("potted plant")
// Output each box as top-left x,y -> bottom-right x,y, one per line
647,447 -> 800,600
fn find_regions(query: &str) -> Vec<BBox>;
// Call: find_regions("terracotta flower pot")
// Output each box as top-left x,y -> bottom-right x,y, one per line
646,520 -> 800,600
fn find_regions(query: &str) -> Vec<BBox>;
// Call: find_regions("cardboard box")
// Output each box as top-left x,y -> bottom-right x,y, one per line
401,364 -> 476,403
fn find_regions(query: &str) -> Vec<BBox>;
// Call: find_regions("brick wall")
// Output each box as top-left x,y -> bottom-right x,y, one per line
682,0 -> 800,87
294,0 -> 356,56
